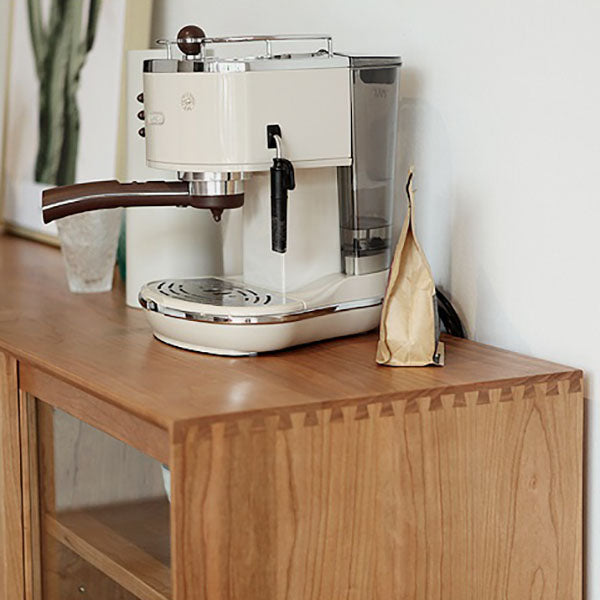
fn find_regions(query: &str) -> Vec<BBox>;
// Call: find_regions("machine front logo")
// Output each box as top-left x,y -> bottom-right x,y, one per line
181,92 -> 195,111
147,112 -> 164,125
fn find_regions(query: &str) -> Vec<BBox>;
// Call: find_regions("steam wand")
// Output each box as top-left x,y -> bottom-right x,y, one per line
267,125 -> 295,254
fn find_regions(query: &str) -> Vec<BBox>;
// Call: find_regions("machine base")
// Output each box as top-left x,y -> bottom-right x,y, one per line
153,333 -> 257,356
139,272 -> 388,355
145,304 -> 382,355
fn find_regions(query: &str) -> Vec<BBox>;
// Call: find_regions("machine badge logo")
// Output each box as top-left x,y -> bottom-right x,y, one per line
147,112 -> 165,125
181,92 -> 195,111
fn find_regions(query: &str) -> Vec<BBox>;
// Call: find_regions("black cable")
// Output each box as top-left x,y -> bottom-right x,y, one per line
436,289 -> 466,338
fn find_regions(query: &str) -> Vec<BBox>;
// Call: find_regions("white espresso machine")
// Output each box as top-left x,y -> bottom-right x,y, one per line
43,27 -> 402,356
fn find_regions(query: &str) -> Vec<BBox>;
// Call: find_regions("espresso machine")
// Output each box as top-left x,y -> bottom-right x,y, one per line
42,27 -> 402,355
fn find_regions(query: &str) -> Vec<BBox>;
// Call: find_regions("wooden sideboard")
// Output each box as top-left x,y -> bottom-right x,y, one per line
0,234 -> 583,599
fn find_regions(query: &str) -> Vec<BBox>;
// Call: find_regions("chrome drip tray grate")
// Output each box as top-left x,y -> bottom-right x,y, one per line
152,278 -> 293,308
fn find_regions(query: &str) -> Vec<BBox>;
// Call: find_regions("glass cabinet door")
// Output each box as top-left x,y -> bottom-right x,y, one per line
29,396 -> 171,600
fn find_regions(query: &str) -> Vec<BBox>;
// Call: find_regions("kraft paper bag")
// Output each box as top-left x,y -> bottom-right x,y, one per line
376,170 -> 444,367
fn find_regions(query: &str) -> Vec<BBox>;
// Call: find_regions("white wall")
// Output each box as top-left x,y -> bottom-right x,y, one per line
152,0 -> 600,590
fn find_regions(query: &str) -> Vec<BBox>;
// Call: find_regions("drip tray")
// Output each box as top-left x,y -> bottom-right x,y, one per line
151,278 -> 294,308
138,275 -> 384,327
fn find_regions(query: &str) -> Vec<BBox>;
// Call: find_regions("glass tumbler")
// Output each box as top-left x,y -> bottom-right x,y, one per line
56,209 -> 123,293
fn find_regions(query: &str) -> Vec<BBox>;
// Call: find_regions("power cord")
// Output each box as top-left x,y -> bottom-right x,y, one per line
436,289 -> 466,338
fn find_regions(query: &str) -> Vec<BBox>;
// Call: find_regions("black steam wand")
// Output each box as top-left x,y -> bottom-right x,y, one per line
267,124 -> 295,254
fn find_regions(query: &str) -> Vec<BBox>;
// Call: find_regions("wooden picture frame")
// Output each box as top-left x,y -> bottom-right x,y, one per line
0,0 -> 153,245
0,1 -> 14,239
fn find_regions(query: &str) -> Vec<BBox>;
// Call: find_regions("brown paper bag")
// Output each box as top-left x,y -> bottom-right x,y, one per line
376,170 -> 444,366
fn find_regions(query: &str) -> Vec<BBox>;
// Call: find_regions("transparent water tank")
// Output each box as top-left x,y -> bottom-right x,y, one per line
338,56 -> 401,275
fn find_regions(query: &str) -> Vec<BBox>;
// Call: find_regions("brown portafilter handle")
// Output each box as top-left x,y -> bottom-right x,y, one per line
42,180 -> 244,223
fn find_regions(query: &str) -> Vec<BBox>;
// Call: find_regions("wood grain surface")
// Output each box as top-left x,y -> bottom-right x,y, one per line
0,351 -> 24,598
21,367 -> 169,464
45,501 -> 170,600
33,399 -> 168,599
0,234 -> 584,599
20,393 -> 42,600
46,406 -> 165,512
172,378 -> 583,600
42,542 -> 140,600
0,235 -> 581,431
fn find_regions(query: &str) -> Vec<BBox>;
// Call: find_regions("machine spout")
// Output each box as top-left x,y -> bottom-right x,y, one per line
42,180 -> 244,223
210,208 -> 224,222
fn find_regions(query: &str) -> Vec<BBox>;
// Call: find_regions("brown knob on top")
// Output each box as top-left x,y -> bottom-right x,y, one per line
177,25 -> 206,56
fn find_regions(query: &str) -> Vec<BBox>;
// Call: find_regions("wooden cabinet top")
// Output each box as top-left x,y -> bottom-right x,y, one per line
0,234 -> 580,429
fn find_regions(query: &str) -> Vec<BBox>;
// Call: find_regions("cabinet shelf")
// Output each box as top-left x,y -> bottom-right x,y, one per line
45,498 -> 171,600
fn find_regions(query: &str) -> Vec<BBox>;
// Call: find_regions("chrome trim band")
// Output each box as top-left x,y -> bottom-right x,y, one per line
344,253 -> 390,276
178,171 -> 249,182
179,170 -> 249,197
143,54 -> 348,73
188,179 -> 245,196
139,295 -> 383,325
